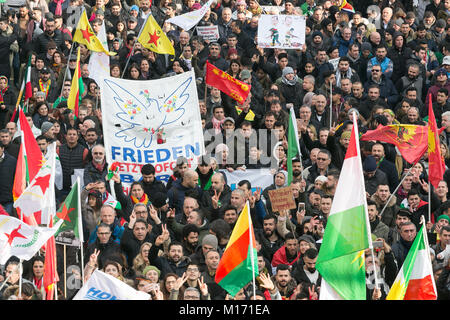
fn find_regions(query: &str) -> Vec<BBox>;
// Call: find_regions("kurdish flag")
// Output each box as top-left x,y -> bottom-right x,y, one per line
287,107 -> 301,184
67,47 -> 84,117
386,224 -> 437,300
339,0 -> 355,14
137,14 -> 175,56
316,113 -> 371,300
215,201 -> 258,297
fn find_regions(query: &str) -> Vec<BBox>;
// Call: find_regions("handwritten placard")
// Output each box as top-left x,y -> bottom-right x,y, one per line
268,185 -> 296,212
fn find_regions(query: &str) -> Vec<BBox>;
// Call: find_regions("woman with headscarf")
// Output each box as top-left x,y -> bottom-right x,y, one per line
262,169 -> 288,214
278,66 -> 303,109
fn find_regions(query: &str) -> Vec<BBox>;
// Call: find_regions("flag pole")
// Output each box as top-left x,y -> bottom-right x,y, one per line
247,201 -> 257,299
77,176 -> 86,285
18,259 -> 23,298
428,180 -> 431,222
329,81 -> 332,129
378,164 -> 415,219
121,14 -> 150,78
352,112 -> 380,291
64,244 -> 67,298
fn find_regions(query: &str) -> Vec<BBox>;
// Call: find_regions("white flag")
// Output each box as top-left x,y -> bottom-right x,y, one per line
0,215 -> 63,264
73,269 -> 150,300
14,143 -> 57,226
88,21 -> 110,86
166,0 -> 214,31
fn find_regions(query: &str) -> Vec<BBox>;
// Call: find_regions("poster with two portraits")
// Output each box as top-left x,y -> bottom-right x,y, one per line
257,14 -> 306,49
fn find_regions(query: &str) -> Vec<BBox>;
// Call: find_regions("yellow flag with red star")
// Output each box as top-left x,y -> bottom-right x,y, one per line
137,15 -> 175,55
73,10 -> 116,56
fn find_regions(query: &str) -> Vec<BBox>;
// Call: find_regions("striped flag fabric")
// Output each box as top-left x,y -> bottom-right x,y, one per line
387,224 -> 437,300
316,113 -> 371,300
215,201 -> 258,297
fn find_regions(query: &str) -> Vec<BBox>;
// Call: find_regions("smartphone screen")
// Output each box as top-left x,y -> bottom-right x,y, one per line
298,202 -> 305,211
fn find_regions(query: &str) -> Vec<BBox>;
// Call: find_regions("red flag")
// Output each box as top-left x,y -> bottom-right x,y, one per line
205,61 -> 251,104
428,94 -> 445,189
13,108 -> 44,203
43,219 -> 59,300
361,124 -> 428,164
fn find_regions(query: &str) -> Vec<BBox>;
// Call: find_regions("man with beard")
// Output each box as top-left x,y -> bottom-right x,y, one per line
256,214 -> 284,263
371,143 -> 399,193
83,144 -> 109,187
271,232 -> 301,269
395,64 -> 424,102
33,16 -> 64,55
310,94 -> 329,130
121,218 -> 156,269
140,164 -> 166,203
291,158 -> 303,182
149,239 -> 190,279
365,240 -> 397,300
371,184 -> 400,228
272,264 -> 297,299
201,172 -> 232,221
195,155 -> 215,192
391,221 -> 417,267
181,224 -> 200,256
201,249 -> 227,299
367,200 -> 389,241
222,205 -> 238,229
292,248 -> 321,287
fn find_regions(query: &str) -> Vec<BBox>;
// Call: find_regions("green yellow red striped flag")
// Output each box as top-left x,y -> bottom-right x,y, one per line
215,201 -> 258,297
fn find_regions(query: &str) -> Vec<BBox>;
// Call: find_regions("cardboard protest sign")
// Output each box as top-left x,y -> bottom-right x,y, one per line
268,185 -> 296,212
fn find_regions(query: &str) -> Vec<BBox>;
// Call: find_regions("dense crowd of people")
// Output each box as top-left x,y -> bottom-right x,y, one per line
1,0 -> 450,301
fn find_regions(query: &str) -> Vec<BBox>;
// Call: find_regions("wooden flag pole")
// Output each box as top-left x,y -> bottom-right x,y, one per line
64,244 -> 67,299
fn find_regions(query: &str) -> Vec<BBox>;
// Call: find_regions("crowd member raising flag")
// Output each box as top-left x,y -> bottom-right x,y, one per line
166,0 -> 215,31
316,112 -> 372,300
387,222 -> 437,300
215,201 -> 258,297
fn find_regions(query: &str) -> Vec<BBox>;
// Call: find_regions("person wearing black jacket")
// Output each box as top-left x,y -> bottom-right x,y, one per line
140,164 -> 167,203
0,16 -> 18,79
0,142 -> 16,215
84,223 -> 122,270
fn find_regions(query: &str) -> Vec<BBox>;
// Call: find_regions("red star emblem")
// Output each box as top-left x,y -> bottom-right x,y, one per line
5,224 -> 27,245
34,174 -> 51,194
148,31 -> 160,47
56,203 -> 75,222
81,27 -> 94,43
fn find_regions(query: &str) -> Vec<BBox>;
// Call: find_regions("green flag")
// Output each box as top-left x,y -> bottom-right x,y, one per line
54,180 -> 81,240
287,107 -> 301,184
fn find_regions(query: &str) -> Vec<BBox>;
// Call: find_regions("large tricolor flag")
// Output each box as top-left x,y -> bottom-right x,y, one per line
67,47 -> 85,117
137,14 -> 175,56
316,114 -> 371,300
386,224 -> 437,300
215,201 -> 258,297
12,107 -> 44,202
287,107 -> 301,184
14,143 -> 57,226
11,54 -> 33,119
0,215 -> 63,264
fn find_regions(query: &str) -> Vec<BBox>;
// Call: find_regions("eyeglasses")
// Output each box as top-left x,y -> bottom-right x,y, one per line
372,69 -> 381,72
184,295 -> 200,300
187,267 -> 199,272
135,211 -> 147,215
316,157 -> 328,161
97,232 -> 111,236
93,152 -> 104,155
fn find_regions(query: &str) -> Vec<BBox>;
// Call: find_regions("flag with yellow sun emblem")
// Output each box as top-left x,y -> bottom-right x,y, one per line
317,113 -> 371,300
138,15 -> 175,56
